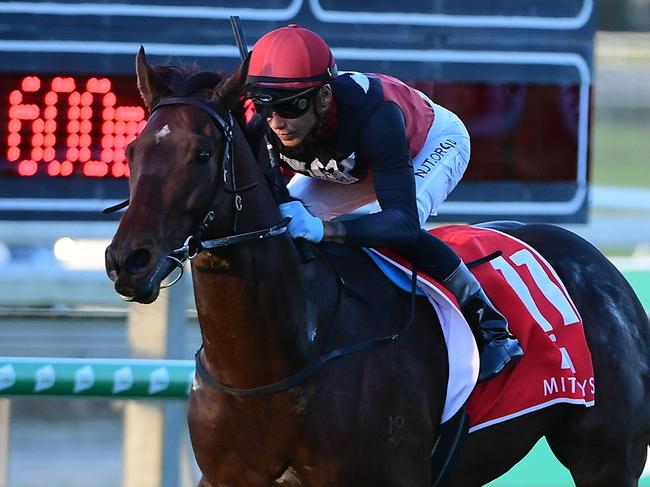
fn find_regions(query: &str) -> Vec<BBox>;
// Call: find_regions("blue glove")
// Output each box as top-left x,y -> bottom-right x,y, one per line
279,201 -> 324,243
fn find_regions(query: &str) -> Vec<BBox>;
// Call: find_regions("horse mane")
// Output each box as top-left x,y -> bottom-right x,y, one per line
153,64 -> 224,97
152,63 -> 249,129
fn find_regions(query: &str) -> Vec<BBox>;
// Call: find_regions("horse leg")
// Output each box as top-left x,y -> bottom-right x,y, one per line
546,409 -> 649,487
446,408 -> 564,486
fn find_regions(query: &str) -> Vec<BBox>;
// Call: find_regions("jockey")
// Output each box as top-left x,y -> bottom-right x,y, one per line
245,24 -> 523,382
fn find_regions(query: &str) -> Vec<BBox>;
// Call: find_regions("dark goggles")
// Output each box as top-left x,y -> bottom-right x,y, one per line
251,88 -> 317,119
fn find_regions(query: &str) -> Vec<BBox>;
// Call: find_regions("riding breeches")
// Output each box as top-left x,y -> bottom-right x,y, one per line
286,101 -> 471,226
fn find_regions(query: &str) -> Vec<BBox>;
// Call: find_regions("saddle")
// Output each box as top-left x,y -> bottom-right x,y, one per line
366,225 -> 595,432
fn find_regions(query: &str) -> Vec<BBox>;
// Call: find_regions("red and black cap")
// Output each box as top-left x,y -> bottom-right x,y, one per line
246,24 -> 337,91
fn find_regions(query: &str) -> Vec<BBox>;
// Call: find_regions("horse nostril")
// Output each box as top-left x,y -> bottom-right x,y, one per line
105,248 -> 121,281
125,248 -> 153,274
107,267 -> 120,282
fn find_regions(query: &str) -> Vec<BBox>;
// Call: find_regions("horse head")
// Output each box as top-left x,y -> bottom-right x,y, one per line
105,47 -> 271,303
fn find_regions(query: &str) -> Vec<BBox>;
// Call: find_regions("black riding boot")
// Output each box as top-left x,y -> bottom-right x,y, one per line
443,261 -> 524,382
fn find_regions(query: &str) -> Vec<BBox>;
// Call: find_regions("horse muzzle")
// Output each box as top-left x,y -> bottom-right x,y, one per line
105,245 -> 174,304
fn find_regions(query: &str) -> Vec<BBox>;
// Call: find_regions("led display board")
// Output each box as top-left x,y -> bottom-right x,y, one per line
0,0 -> 595,221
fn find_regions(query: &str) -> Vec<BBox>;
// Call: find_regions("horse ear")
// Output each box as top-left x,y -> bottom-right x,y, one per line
136,46 -> 167,110
212,54 -> 249,108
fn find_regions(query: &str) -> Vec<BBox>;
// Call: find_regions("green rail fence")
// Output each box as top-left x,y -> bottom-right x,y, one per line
0,357 -> 194,398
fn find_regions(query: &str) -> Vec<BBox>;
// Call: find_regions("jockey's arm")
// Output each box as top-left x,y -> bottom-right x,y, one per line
323,102 -> 420,248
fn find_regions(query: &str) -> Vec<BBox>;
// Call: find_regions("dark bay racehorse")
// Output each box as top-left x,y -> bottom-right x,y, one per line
105,49 -> 650,486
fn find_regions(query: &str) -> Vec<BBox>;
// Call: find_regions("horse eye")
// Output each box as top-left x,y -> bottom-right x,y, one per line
196,149 -> 212,163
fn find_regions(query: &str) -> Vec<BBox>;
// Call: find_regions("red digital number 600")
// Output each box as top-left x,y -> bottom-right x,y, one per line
6,75 -> 146,178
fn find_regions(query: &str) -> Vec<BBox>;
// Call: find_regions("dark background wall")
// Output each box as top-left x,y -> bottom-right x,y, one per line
0,0 -> 598,222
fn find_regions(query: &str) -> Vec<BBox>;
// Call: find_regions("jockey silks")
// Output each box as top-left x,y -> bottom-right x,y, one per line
265,71 -> 470,248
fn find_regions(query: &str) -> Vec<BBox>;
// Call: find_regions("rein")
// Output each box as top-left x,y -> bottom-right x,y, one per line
164,217 -> 291,288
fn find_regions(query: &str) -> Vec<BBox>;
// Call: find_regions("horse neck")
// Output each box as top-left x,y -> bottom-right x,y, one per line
191,120 -> 335,389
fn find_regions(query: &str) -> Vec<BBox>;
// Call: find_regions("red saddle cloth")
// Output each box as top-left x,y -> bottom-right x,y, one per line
380,225 -> 595,432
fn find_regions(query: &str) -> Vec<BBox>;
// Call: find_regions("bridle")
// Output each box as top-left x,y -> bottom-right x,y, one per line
156,97 -> 294,286
104,96 -> 291,287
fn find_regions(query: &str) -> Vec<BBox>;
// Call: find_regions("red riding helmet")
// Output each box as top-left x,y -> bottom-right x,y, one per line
246,24 -> 337,91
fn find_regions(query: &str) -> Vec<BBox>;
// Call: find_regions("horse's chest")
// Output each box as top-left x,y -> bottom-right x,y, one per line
190,392 -> 308,480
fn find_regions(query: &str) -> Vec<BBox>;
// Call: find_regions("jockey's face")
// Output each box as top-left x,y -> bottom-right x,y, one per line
267,102 -> 318,147
267,84 -> 332,148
